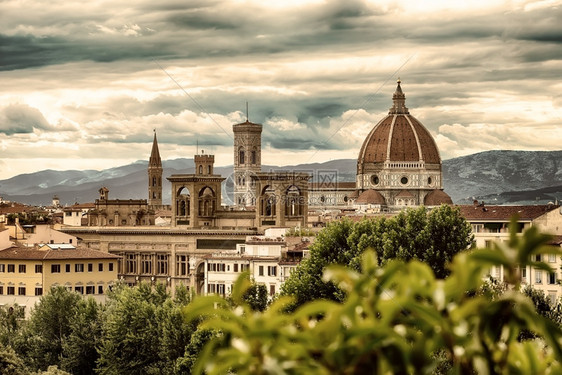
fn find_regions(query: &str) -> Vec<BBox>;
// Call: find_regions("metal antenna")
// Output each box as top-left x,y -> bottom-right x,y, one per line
246,101 -> 249,122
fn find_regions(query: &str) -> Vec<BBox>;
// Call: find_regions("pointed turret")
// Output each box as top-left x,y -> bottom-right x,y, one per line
389,78 -> 409,114
148,130 -> 163,206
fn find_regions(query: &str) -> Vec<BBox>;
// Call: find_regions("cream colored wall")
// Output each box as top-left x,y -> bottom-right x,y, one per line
0,259 -> 43,296
21,225 -> 77,246
532,208 -> 562,235
0,229 -> 12,250
43,258 -> 118,292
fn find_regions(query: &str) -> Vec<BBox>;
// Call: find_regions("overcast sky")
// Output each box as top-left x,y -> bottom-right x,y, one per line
0,0 -> 561,180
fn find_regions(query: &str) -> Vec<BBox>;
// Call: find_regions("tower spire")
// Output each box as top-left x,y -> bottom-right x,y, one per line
149,130 -> 162,167
148,130 -> 163,206
389,78 -> 409,114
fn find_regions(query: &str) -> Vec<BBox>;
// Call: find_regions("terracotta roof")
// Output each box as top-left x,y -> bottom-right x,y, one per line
395,190 -> 415,198
0,247 -> 120,261
457,204 -> 560,221
357,82 -> 440,166
424,190 -> 453,205
356,189 -> 386,204
64,203 -> 95,210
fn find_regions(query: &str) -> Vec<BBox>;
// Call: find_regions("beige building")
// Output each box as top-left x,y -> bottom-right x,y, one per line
202,228 -> 310,297
0,246 -> 120,316
457,203 -> 562,303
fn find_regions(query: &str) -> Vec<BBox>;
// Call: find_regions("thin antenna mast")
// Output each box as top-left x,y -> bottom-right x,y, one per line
246,101 -> 249,121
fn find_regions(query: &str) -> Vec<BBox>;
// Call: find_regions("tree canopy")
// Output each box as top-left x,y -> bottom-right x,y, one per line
281,205 -> 474,308
186,219 -> 562,374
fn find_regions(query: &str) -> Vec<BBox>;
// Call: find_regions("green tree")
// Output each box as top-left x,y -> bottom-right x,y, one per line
61,298 -> 102,375
20,287 -> 83,372
242,277 -> 269,312
185,221 -> 562,374
0,343 -> 27,375
0,305 -> 25,348
281,205 -> 474,308
97,283 -> 165,375
281,218 -> 355,307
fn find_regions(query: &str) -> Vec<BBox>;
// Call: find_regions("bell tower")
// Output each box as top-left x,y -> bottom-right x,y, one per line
232,119 -> 262,208
148,130 -> 163,206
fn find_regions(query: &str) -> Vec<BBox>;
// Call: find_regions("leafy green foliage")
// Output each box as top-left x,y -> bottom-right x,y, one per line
61,298 -> 102,375
281,205 -> 474,309
241,274 -> 269,312
185,221 -> 562,374
0,343 -> 27,375
19,286 -> 84,372
97,282 -> 198,375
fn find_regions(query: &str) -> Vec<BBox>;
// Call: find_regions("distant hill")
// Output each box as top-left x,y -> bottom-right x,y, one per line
0,150 -> 560,206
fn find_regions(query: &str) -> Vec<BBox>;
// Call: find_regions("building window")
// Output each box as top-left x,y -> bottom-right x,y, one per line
208,284 -> 216,294
233,263 -> 239,273
251,150 -> 257,164
18,265 -> 26,273
521,267 -> 527,281
75,286 -> 84,294
259,266 -> 264,276
7,286 -> 15,295
239,148 -> 245,165
109,263 -> 114,272
98,285 -> 104,294
0,264 -> 4,272
126,254 -> 136,274
51,264 -> 61,273
268,266 -> 277,277
484,240 -> 492,249
86,286 -> 95,294
270,284 -> 275,296
141,254 -> 152,275
35,287 -> 43,296
0,286 -> 3,294
217,284 -> 225,296
66,264 -> 71,272
99,263 -> 104,272
176,255 -> 188,276
549,272 -> 556,285
87,263 -> 93,272
535,270 -> 543,284
75,264 -> 84,273
7,264 -> 14,273
18,287 -> 26,296
548,254 -> 556,263
535,254 -> 542,262
157,254 -> 168,275
35,265 -> 42,273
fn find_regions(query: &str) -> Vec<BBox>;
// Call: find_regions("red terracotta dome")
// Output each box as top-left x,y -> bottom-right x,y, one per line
357,80 -> 441,168
356,189 -> 386,205
424,189 -> 453,206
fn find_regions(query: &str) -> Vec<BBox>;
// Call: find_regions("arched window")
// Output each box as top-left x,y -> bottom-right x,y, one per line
152,177 -> 157,186
207,165 -> 211,174
251,150 -> 257,164
199,165 -> 203,174
239,147 -> 245,164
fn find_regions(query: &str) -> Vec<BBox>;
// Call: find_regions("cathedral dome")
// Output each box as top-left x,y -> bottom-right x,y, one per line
355,80 -> 445,207
423,189 -> 453,206
357,80 -> 441,168
356,189 -> 386,205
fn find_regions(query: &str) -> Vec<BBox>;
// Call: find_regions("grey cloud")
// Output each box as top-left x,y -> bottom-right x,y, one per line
0,104 -> 52,135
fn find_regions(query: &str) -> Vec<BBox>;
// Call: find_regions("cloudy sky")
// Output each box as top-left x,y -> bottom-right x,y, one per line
0,0 -> 561,180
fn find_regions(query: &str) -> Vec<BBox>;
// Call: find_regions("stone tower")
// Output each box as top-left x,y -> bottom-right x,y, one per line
232,120 -> 262,208
167,152 -> 224,228
148,131 -> 163,206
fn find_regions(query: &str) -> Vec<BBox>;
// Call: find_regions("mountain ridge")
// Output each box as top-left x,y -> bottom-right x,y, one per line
1,150 -> 560,206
